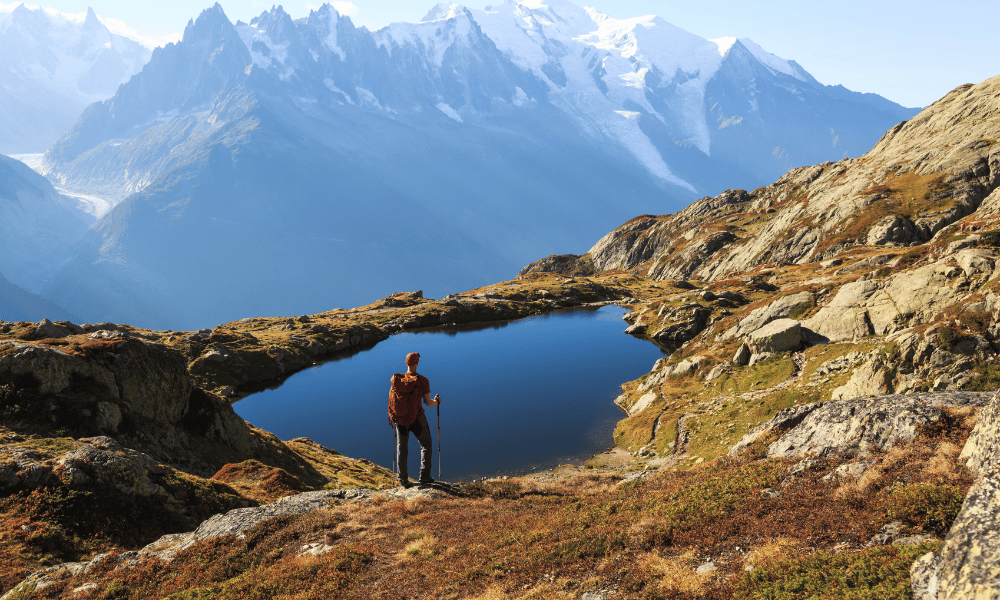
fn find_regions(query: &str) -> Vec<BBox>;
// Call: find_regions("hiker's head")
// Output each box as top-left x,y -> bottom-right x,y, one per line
405,352 -> 420,367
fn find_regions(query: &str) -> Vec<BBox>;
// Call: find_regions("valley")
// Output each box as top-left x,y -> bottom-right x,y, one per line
1,2 -> 998,599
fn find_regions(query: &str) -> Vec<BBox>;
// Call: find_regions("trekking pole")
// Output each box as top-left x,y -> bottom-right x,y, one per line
435,394 -> 441,480
389,417 -> 397,478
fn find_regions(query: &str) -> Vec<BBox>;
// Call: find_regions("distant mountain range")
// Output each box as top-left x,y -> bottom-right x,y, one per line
0,154 -> 93,293
0,4 -> 150,154
13,1 -> 921,330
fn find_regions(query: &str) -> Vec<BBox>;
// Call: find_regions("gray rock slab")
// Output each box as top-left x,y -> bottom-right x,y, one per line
730,392 -> 994,460
748,318 -> 801,354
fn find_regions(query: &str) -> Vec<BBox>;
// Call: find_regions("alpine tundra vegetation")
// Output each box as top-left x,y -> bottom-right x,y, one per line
0,73 -> 998,598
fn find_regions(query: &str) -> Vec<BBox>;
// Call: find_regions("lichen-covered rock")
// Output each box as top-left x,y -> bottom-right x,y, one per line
747,319 -> 801,354
830,355 -> 892,400
866,214 -> 923,245
911,391 -> 1000,599
910,462 -> 1000,600
0,437 -> 165,496
730,392 -> 994,459
724,292 -> 814,340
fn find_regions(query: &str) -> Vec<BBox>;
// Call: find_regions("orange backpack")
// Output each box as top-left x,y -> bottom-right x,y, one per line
388,373 -> 425,427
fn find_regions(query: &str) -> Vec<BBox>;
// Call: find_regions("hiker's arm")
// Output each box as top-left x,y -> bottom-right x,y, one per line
424,393 -> 439,407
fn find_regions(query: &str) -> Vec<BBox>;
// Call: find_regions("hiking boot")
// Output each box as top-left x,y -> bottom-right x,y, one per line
418,474 -> 435,485
398,478 -> 411,489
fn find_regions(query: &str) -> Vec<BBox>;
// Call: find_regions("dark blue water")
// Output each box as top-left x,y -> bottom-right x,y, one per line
234,306 -> 665,481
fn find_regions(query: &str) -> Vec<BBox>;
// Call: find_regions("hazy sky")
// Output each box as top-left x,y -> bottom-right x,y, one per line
3,0 -> 997,108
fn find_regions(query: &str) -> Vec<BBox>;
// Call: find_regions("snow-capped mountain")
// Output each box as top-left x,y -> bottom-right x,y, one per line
37,1 -> 917,330
0,4 -> 150,153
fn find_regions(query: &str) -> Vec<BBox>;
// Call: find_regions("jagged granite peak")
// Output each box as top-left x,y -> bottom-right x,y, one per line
44,3 -> 254,167
35,0 -> 924,329
0,4 -> 150,152
422,3 -> 466,22
45,0 -> 916,199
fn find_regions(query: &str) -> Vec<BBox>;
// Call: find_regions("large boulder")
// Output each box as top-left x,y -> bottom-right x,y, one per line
830,356 -> 892,400
730,392 -> 994,459
723,292 -> 814,340
802,280 -> 878,342
747,319 -> 802,354
911,390 -> 1000,599
866,214 -> 923,245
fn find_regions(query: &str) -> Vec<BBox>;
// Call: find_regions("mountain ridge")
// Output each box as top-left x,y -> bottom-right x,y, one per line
32,1 -> 920,330
0,3 -> 150,153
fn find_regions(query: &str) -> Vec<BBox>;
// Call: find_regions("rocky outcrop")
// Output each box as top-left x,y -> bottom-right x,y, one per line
517,254 -> 597,277
866,214 -> 924,245
0,436 -> 166,496
0,336 -> 193,427
723,292 -> 813,340
588,216 -> 671,272
803,250 -> 997,342
586,76 -> 1000,282
649,304 -> 712,349
729,391 -> 994,459
911,391 -> 1000,599
0,485 -> 454,599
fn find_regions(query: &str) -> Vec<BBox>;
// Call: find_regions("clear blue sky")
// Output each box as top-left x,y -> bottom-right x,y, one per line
6,0 -> 997,108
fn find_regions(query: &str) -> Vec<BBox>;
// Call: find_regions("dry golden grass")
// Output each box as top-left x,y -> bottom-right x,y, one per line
924,441 -> 963,479
641,550 -> 712,595
745,537 -> 804,568
399,532 -> 441,558
518,474 -> 621,497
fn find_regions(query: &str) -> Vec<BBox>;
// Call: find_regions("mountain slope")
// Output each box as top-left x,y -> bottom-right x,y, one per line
38,1 -> 919,330
586,75 -> 1000,285
0,5 -> 149,153
518,73 -> 1000,600
0,154 -> 93,294
0,270 -> 77,322
39,4 -> 673,330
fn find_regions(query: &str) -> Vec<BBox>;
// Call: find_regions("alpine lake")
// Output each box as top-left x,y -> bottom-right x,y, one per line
234,306 -> 666,481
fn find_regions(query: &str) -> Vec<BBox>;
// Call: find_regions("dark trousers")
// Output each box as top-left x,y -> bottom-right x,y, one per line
395,414 -> 433,481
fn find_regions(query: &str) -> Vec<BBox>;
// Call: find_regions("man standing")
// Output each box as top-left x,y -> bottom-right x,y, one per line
388,352 -> 440,488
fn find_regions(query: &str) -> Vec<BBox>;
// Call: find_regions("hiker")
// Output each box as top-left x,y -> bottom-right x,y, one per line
388,352 -> 440,488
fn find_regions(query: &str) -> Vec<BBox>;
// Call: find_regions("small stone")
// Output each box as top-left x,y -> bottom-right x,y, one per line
696,561 -> 716,574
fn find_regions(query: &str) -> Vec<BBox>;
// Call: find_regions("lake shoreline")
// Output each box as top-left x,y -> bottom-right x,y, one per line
234,303 -> 665,482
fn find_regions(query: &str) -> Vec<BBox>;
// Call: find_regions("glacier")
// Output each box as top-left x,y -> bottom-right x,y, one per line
23,1 -> 918,330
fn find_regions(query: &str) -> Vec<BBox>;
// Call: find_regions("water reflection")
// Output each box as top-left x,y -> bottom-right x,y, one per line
235,306 -> 665,481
